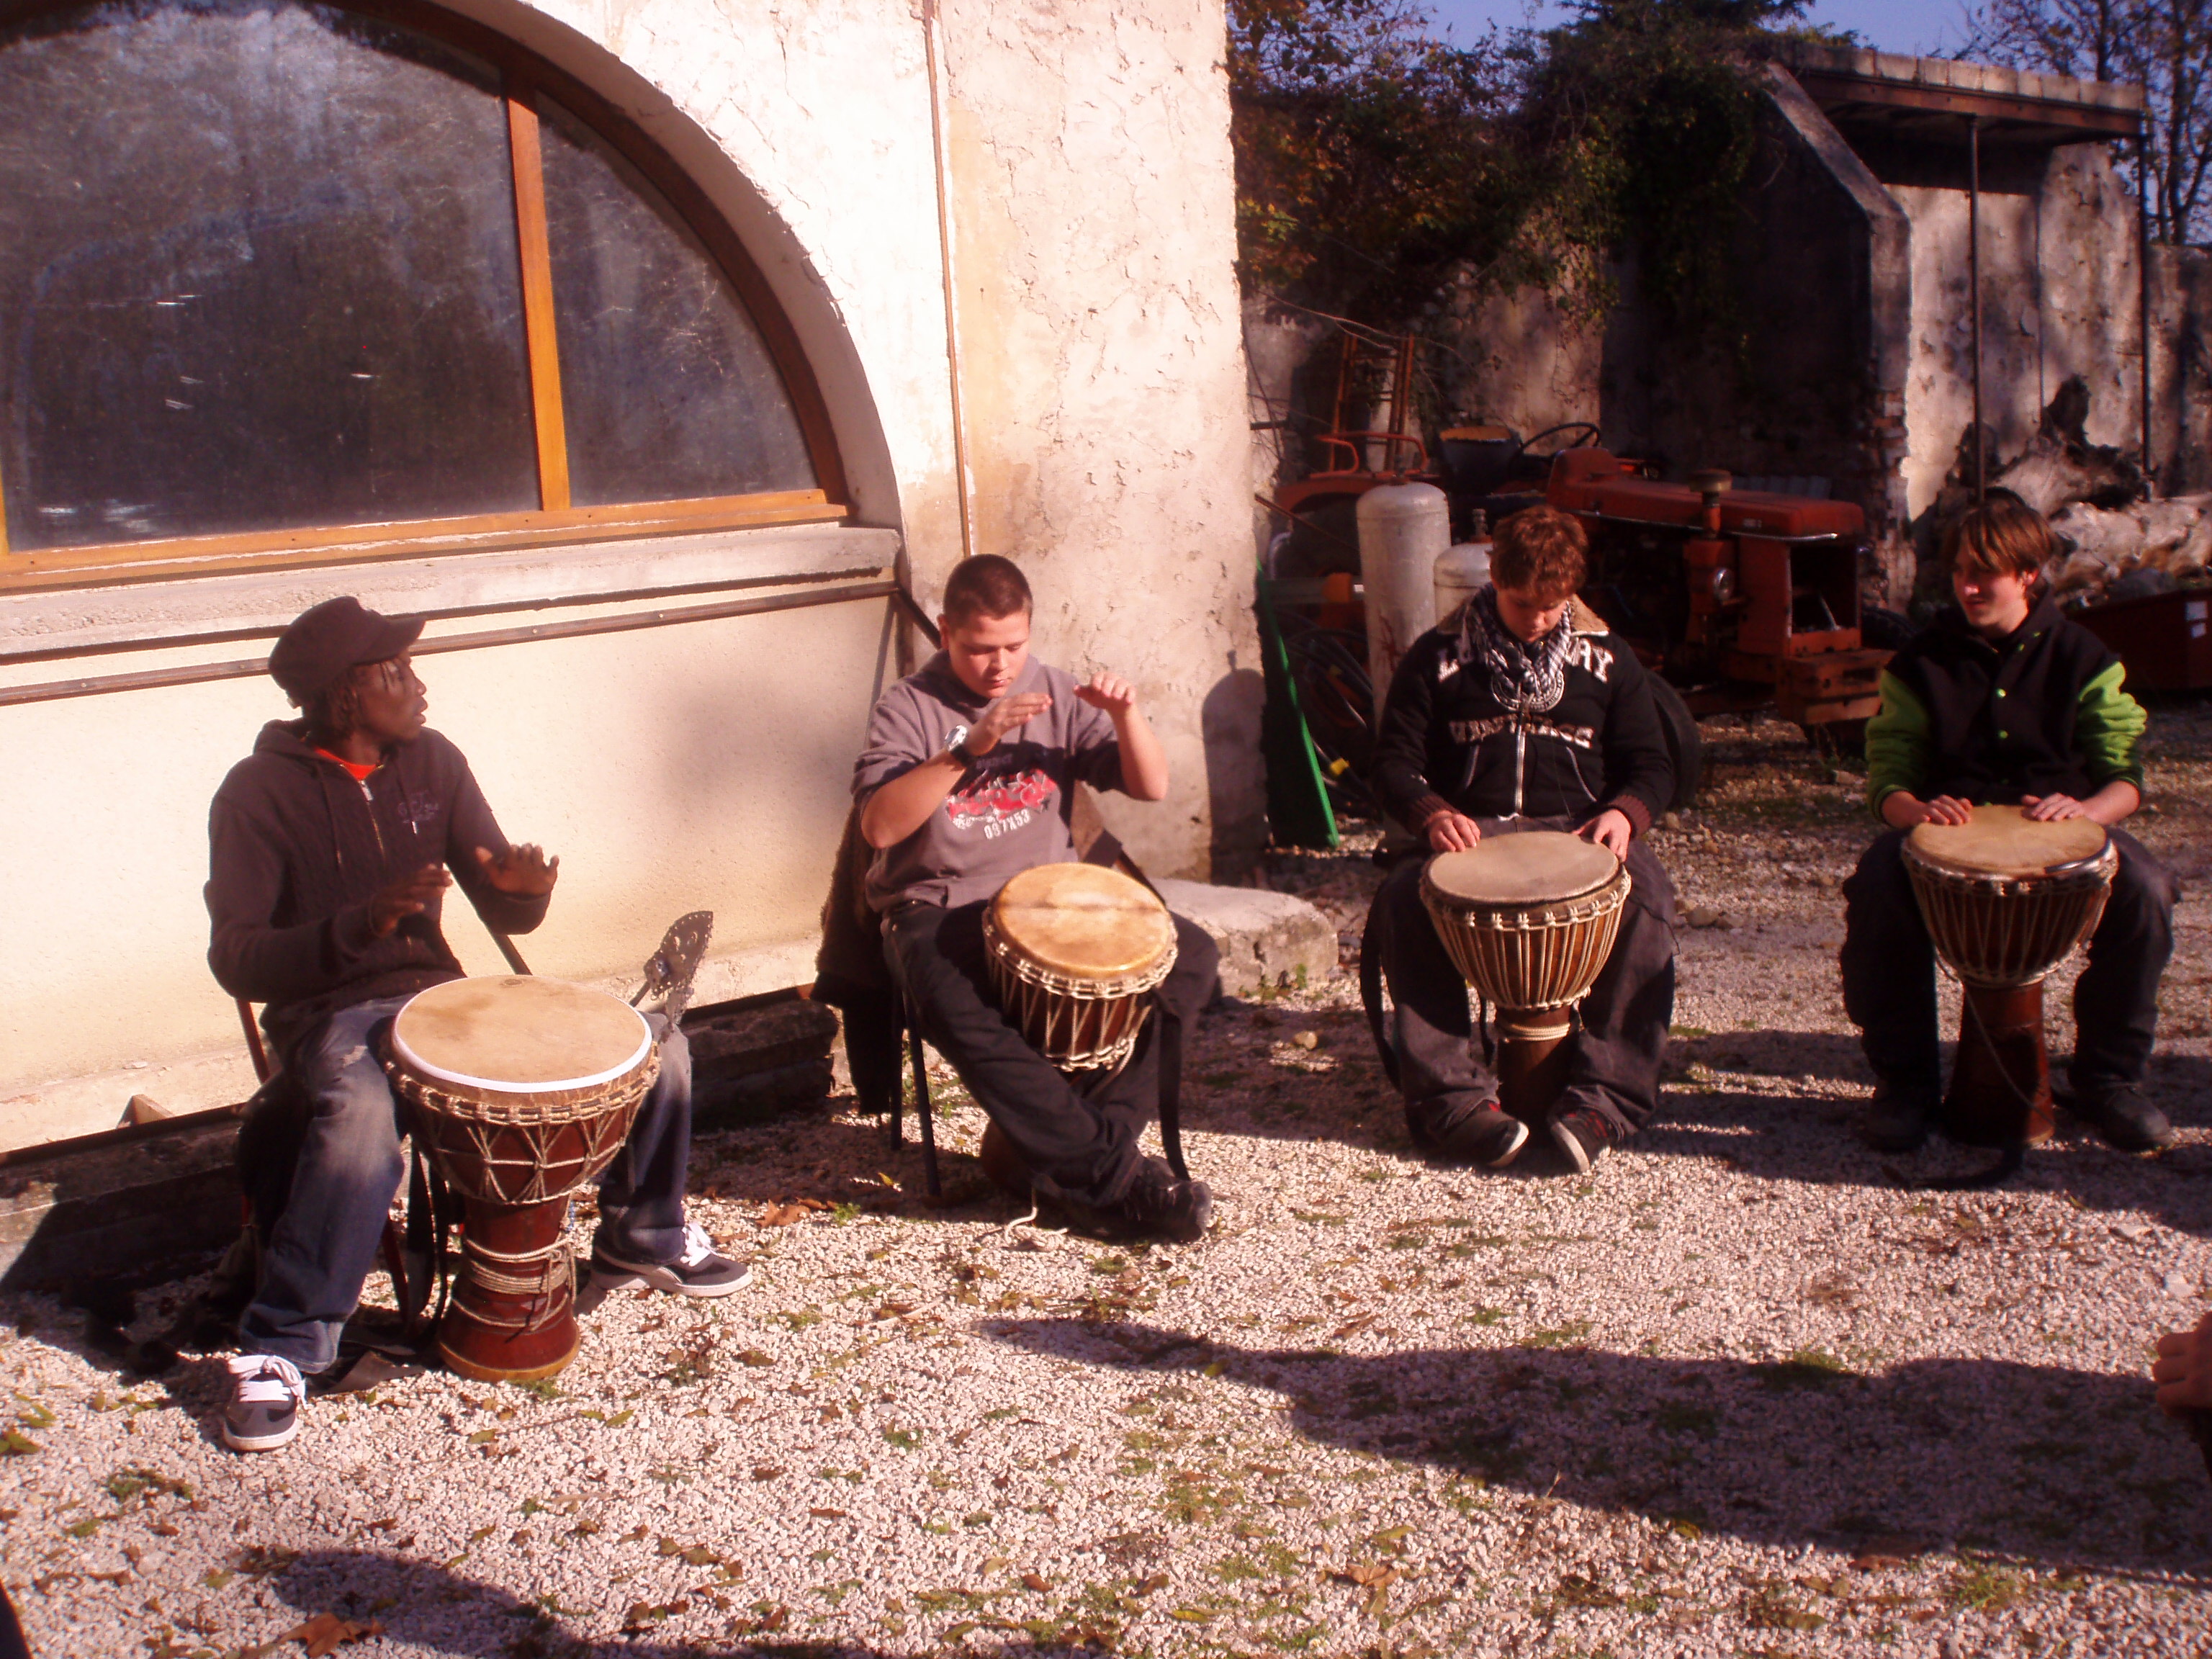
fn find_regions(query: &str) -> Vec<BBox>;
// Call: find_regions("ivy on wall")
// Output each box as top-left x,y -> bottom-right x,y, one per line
1228,0 -> 1848,336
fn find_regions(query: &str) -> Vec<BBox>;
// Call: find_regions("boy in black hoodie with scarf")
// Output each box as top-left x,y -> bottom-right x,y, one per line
1367,507 -> 1678,1174
204,598 -> 745,1455
1843,497 -> 2176,1153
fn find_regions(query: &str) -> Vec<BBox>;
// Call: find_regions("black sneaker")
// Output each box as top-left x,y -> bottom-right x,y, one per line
591,1221 -> 754,1298
2076,1084 -> 2175,1152
1416,1098 -> 1530,1169
222,1355 -> 305,1453
1550,1107 -> 1622,1176
1859,1080 -> 1939,1153
1115,1158 -> 1214,1244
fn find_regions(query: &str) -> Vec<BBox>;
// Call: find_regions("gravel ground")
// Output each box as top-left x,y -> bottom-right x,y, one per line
6,711 -> 2211,1658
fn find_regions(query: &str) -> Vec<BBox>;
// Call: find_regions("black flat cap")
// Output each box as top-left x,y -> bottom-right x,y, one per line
269,597 -> 425,702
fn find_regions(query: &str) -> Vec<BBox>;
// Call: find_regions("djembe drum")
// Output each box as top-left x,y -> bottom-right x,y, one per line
1421,832 -> 1630,1120
1901,805 -> 2116,1147
982,863 -> 1178,1071
384,976 -> 660,1382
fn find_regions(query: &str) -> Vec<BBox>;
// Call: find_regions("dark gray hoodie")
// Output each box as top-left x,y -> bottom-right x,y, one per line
206,721 -> 548,1061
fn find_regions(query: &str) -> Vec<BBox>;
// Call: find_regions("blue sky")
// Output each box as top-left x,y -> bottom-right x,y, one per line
1424,0 -> 1976,58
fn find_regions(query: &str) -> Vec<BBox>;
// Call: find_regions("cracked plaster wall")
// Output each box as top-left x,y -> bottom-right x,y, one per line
0,0 -> 1261,1144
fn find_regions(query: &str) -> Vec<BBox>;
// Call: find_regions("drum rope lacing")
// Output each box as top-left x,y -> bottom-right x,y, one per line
453,1233 -> 575,1328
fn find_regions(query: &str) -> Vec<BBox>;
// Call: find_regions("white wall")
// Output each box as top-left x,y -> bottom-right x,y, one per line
0,0 -> 1261,1146
1897,146 -> 2143,521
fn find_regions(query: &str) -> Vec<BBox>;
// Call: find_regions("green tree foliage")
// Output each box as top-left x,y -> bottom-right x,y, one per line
1228,0 -> 1824,331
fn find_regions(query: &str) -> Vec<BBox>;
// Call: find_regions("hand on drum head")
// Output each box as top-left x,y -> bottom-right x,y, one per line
2153,1312 -> 2212,1415
2021,793 -> 2087,823
475,844 -> 560,896
972,691 -> 1054,756
369,864 -> 451,938
1576,808 -> 1633,860
1423,809 -> 1482,853
1884,792 -> 1974,829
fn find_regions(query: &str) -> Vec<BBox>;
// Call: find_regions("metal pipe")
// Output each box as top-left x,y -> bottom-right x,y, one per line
921,0 -> 975,565
0,578 -> 896,709
1970,114 -> 1984,503
0,563 -> 889,670
2139,124 -> 2155,485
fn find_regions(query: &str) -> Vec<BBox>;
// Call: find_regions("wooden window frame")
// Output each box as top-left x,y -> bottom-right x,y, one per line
0,0 -> 849,593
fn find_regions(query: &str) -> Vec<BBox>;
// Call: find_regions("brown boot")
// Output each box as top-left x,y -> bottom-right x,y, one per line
976,1122 -> 1033,1198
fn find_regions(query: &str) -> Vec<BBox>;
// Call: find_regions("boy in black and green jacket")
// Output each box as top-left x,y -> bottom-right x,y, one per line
1841,498 -> 2177,1153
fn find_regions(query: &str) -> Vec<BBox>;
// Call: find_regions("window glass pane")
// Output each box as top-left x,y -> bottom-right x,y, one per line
0,0 -> 537,552
539,96 -> 818,505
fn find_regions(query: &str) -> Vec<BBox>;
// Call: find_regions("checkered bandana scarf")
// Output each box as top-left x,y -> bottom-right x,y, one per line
1460,585 -> 1574,716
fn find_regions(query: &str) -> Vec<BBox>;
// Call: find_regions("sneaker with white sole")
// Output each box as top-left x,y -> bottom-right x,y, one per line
222,1355 -> 305,1453
590,1220 -> 753,1298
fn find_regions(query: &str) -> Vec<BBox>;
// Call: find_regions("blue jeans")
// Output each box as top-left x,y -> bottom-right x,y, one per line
238,996 -> 694,1373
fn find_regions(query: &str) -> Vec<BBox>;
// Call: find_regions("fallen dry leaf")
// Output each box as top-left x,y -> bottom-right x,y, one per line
265,1613 -> 385,1658
1336,1563 -> 1398,1588
809,1507 -> 848,1519
1022,1572 -> 1050,1592
760,1197 -> 832,1226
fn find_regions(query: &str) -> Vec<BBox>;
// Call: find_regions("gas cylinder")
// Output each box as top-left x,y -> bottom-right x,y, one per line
1356,480 -> 1449,719
1433,509 -> 1492,631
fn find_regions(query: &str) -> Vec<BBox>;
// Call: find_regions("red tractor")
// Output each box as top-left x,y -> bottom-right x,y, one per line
1546,449 -> 1894,744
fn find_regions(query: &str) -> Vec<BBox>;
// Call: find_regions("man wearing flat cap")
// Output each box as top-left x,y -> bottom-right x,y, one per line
205,597 -> 745,1455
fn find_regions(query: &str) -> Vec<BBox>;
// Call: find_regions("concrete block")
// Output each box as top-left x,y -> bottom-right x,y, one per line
1152,878 -> 1337,998
685,998 -> 839,1128
0,1115 -> 241,1293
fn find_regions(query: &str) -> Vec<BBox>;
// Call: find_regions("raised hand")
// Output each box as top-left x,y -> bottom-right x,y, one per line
970,691 -> 1053,756
368,865 -> 451,938
1074,672 -> 1138,720
475,843 -> 560,896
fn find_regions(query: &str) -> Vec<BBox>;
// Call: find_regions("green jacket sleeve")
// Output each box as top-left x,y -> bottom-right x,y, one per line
2076,660 -> 2146,790
1863,669 -> 1930,817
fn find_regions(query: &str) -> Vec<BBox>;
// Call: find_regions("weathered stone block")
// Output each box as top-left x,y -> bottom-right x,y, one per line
1151,878 -> 1336,998
685,999 -> 840,1128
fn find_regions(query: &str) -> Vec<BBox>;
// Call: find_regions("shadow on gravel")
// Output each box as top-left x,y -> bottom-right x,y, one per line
988,1318 -> 2212,1578
261,1548 -> 1078,1657
1648,1034 -> 2212,1237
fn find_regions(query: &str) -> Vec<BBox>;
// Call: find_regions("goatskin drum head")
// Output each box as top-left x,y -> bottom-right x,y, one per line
990,863 -> 1174,979
1426,832 -> 1620,907
391,976 -> 652,1092
1907,804 -> 2108,878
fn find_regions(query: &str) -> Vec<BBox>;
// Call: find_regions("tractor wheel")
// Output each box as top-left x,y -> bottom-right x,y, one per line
1861,606 -> 1917,652
1649,676 -> 1704,811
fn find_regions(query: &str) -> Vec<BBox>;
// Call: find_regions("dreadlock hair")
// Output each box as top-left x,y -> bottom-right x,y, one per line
299,673 -> 365,743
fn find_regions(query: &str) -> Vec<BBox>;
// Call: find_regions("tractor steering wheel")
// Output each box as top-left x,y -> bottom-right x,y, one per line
1504,422 -> 1601,484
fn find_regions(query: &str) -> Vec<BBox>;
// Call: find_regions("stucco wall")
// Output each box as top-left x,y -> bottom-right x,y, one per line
0,0 -> 1260,1146
1889,144 -> 2143,523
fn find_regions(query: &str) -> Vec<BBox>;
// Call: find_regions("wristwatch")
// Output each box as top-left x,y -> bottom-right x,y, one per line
943,724 -> 978,767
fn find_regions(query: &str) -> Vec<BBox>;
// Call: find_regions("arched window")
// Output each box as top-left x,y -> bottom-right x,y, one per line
0,0 -> 843,588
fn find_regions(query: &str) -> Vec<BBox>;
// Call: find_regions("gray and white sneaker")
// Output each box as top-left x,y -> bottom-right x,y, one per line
222,1355 -> 305,1453
590,1220 -> 753,1298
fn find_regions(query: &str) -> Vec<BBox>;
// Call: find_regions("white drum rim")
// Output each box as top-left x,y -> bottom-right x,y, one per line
390,984 -> 652,1094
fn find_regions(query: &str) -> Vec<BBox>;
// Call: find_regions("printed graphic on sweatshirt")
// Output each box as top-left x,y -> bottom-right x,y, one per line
945,763 -> 1059,841
1448,713 -> 1597,750
1565,637 -> 1614,680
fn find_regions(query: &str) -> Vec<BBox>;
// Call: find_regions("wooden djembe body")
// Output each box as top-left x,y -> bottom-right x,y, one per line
385,976 -> 659,1382
1420,833 -> 1630,1120
1901,806 -> 2116,1146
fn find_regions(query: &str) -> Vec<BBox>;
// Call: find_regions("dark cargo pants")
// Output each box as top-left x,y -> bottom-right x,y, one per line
884,899 -> 1218,1208
1374,817 -> 1678,1140
1840,824 -> 2176,1099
